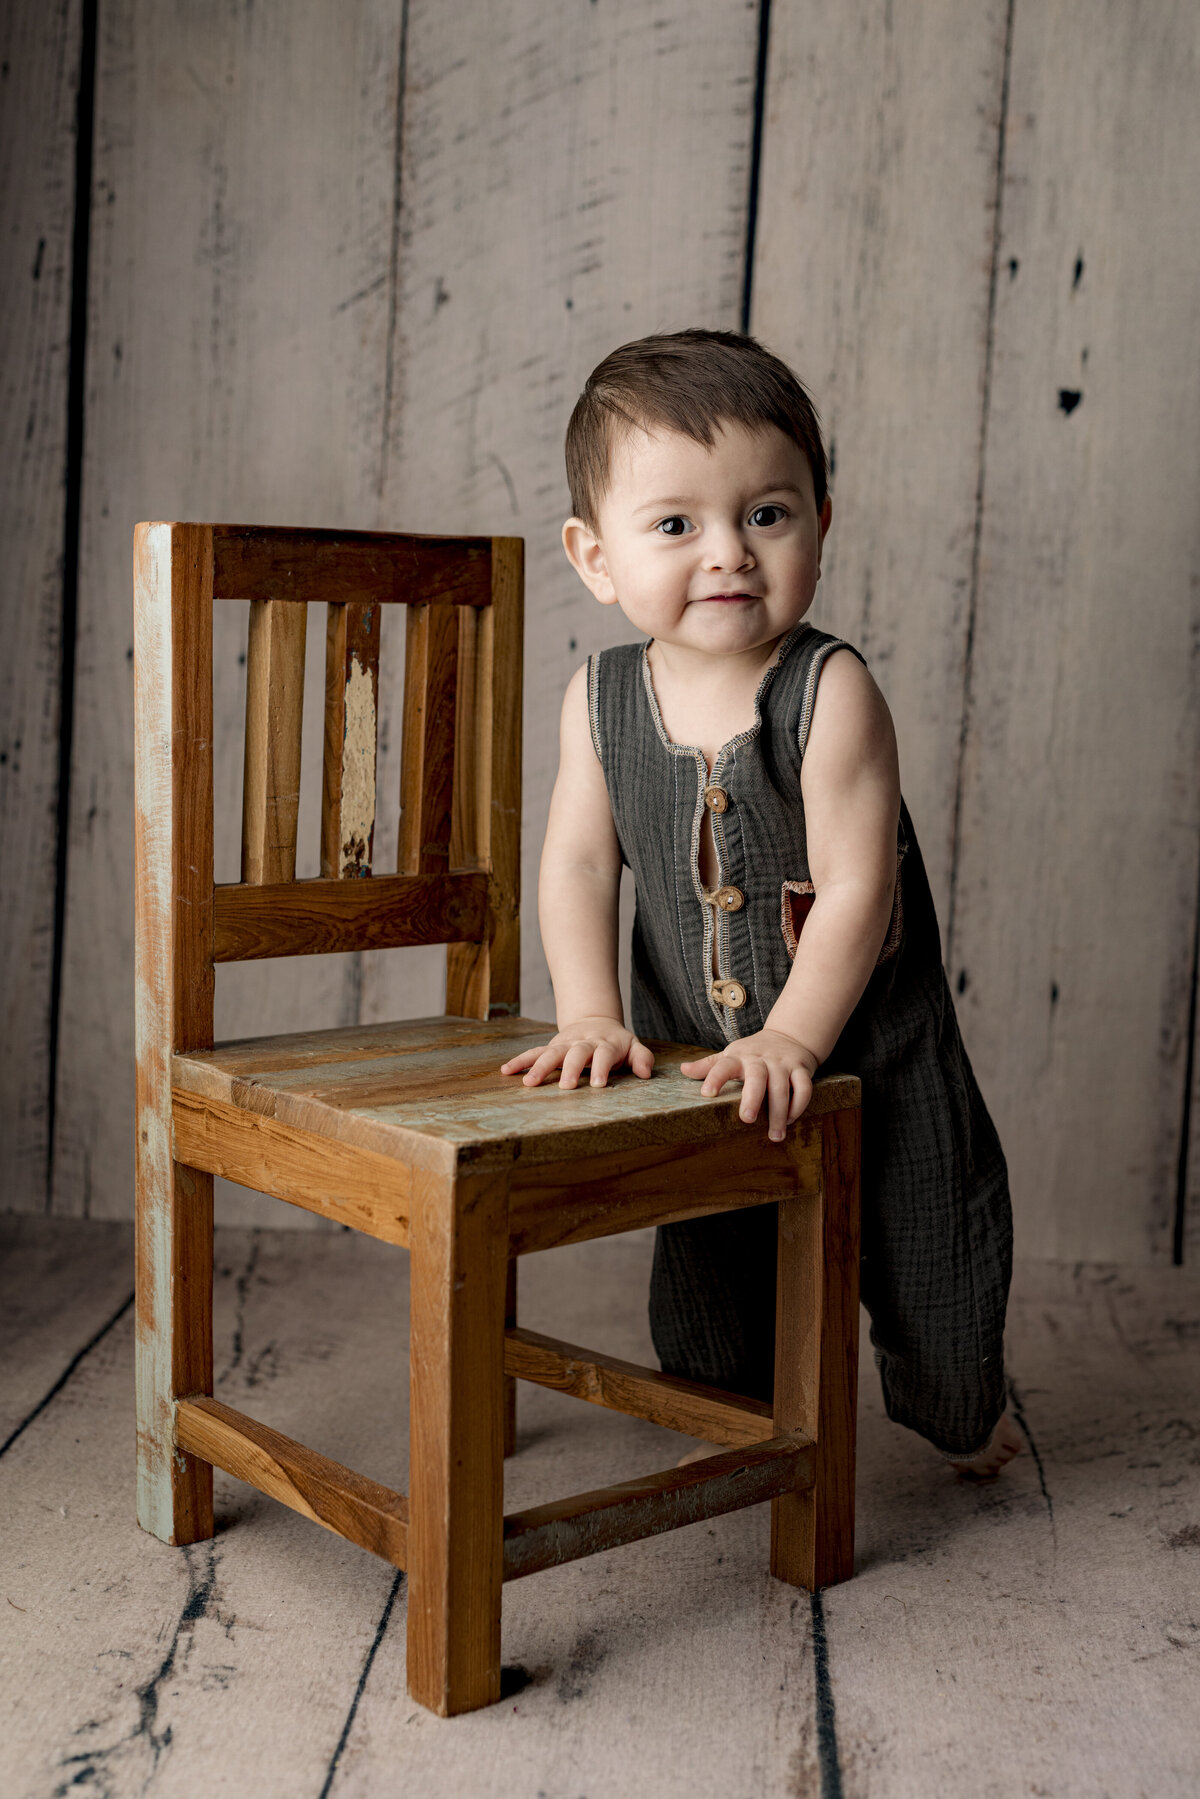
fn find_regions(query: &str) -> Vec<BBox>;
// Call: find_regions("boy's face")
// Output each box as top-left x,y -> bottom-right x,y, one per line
563,420 -> 832,659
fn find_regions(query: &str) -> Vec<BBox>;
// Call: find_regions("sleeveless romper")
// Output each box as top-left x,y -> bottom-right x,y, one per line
587,622 -> 1012,1457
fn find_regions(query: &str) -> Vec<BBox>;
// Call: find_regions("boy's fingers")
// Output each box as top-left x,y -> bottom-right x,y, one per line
680,1055 -> 716,1080
787,1069 -> 812,1125
558,1042 -> 594,1089
630,1040 -> 655,1078
521,1044 -> 569,1086
501,1046 -> 543,1074
699,1055 -> 737,1095
767,1066 -> 790,1141
590,1043 -> 616,1086
738,1063 -> 766,1123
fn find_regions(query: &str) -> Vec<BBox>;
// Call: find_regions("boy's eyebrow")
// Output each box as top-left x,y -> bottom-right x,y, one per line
631,480 -> 806,515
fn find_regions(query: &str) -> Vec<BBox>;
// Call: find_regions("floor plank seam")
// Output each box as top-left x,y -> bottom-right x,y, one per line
0,1288 -> 133,1459
1006,1372 -> 1055,1531
318,1569 -> 406,1799
945,0 -> 1017,965
50,1539 -> 220,1796
810,1588 -> 842,1799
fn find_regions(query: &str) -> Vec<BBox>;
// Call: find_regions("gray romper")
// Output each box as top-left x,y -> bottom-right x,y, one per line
587,621 -> 1012,1457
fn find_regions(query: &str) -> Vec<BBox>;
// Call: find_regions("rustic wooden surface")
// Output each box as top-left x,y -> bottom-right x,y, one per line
5,0 -> 1198,1264
946,3 -> 1200,1263
771,1110 -> 861,1590
170,1015 -> 857,1164
504,1326 -> 774,1449
240,599 -> 306,885
0,0 -> 81,1209
49,0 -> 414,1228
503,1435 -> 815,1583
4,1215 -> 1199,1794
752,0 -> 1015,922
407,1163 -> 509,1715
321,601 -> 381,879
176,1395 -> 410,1568
133,523 -> 215,1547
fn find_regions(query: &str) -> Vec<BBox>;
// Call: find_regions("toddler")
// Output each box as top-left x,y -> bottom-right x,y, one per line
501,330 -> 1019,1476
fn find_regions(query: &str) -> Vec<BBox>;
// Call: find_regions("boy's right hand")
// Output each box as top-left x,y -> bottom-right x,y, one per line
500,1019 -> 654,1090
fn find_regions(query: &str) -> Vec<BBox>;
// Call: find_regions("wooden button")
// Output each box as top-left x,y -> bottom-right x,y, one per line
711,979 -> 747,1009
703,885 -> 744,912
703,785 -> 728,813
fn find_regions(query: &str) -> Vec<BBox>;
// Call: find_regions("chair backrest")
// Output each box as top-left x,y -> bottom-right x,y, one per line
133,523 -> 523,1058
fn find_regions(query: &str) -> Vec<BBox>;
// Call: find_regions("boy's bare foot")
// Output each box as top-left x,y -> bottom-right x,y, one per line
945,1409 -> 1024,1479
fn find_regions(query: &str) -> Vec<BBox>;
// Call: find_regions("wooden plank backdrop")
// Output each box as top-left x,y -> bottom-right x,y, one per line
49,0 -> 409,1226
2,0 -> 1197,1261
0,1 -> 83,1210
948,2 -> 1200,1262
362,0 -> 761,1030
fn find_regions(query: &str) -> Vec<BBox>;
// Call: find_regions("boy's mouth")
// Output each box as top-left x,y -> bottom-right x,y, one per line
697,591 -> 759,603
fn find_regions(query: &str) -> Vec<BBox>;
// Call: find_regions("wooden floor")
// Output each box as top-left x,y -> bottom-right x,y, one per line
2,1215 -> 1198,1799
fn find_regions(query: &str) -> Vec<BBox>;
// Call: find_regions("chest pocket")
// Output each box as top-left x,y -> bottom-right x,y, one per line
781,844 -> 907,968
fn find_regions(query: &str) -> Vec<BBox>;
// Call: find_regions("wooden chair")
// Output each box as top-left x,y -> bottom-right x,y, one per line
133,521 -> 861,1717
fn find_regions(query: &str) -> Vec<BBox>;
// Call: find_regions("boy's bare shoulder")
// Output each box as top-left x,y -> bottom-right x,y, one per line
559,661 -> 598,760
805,645 -> 898,774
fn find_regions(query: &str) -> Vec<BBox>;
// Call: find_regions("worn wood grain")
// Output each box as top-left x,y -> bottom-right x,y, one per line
241,599 -> 306,884
367,1 -> 761,1030
509,1129 -> 820,1255
52,0 -> 408,1219
397,603 -> 459,877
133,522 -> 215,1545
175,1395 -> 409,1567
407,1162 -> 509,1715
505,1326 -> 773,1447
171,1087 -> 411,1244
503,1435 -> 815,1582
445,540 -> 524,1019
211,525 -> 492,607
213,872 -> 487,962
751,1 -> 1012,920
948,3 -> 1200,1261
771,1106 -> 861,1590
0,0 -> 81,1210
321,600 -> 381,878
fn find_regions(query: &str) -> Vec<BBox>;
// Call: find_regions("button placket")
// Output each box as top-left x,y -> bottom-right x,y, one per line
708,753 -> 750,1024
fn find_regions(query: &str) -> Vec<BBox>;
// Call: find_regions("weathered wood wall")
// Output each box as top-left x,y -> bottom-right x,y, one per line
2,0 -> 1197,1263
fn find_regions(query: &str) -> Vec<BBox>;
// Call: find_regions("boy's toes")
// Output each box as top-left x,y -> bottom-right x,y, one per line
945,1409 -> 1024,1480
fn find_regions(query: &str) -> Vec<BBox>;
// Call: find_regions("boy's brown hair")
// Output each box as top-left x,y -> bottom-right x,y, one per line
565,329 -> 828,527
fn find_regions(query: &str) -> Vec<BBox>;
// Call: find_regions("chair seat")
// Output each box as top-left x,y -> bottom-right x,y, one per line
171,1014 -> 858,1251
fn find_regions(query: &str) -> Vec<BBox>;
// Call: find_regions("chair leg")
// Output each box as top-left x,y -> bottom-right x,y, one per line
135,1156 -> 214,1545
503,1256 -> 518,1458
407,1164 -> 508,1715
771,1106 -> 861,1589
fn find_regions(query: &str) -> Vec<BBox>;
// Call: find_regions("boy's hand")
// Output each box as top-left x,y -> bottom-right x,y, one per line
500,1019 -> 655,1090
680,1030 -> 819,1143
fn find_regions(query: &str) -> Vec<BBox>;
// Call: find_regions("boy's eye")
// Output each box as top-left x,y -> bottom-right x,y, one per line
748,504 -> 787,528
656,516 -> 690,537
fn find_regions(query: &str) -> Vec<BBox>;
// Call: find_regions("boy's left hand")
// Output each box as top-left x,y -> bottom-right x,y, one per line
680,1030 -> 819,1143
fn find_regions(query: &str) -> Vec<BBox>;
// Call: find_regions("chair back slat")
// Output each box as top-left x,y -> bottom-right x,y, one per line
211,525 -> 492,607
321,600 -> 380,878
241,599 -> 307,884
213,871 -> 488,961
136,523 -> 522,1024
398,603 -> 458,875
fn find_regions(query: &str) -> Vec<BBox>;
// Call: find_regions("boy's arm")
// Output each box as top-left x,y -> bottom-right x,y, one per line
682,650 -> 899,1135
500,666 -> 655,1088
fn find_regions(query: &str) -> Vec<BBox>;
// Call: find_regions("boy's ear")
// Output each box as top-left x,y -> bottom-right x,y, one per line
817,495 -> 833,573
562,517 -> 620,606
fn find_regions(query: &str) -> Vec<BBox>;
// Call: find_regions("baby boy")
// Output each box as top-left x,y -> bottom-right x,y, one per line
502,330 -> 1019,1476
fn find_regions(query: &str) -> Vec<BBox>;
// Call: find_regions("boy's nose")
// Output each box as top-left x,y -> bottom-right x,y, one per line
703,526 -> 755,573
